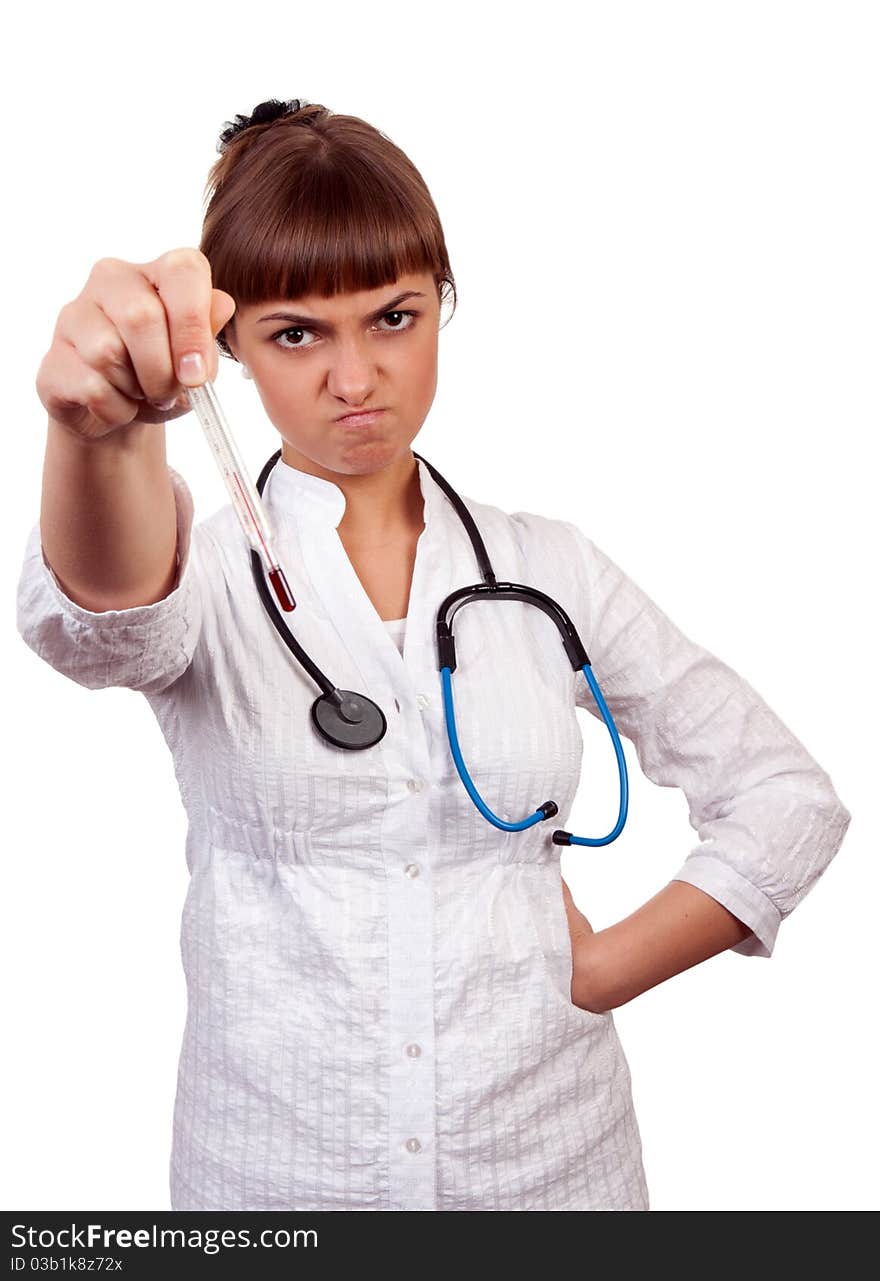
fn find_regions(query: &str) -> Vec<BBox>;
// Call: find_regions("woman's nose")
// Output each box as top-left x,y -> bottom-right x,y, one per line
326,336 -> 377,404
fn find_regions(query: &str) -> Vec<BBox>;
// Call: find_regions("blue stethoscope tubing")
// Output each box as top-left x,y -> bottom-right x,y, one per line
251,448 -> 629,848
440,662 -> 628,844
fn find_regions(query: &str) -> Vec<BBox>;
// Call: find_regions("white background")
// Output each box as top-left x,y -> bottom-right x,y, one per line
2,0 -> 876,1213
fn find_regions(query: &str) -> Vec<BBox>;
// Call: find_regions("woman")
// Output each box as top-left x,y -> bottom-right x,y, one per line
16,98 -> 852,1212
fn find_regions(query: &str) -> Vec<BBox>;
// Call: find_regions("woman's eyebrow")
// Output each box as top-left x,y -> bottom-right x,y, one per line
256,290 -> 426,328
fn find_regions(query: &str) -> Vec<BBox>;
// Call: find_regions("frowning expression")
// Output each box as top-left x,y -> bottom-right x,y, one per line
224,269 -> 441,479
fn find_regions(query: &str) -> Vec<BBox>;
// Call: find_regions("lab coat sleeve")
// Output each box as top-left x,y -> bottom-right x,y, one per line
562,521 -> 852,959
15,465 -> 205,696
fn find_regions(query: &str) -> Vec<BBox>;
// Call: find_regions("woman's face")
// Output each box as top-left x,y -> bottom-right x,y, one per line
224,268 -> 441,480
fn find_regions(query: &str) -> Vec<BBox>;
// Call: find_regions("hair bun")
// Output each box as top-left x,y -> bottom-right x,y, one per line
217,98 -> 310,152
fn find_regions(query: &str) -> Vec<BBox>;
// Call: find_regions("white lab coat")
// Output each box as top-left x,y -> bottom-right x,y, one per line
15,453 -> 852,1211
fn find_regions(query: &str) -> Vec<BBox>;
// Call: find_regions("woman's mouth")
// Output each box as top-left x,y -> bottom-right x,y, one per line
335,409 -> 387,426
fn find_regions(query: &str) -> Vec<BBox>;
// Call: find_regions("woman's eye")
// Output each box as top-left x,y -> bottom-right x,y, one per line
375,309 -> 417,332
272,326 -> 318,351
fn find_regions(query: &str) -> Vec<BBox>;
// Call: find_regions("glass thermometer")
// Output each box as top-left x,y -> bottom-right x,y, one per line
184,380 -> 296,611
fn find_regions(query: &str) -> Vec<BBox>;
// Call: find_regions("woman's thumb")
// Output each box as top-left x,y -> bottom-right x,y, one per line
561,876 -> 594,939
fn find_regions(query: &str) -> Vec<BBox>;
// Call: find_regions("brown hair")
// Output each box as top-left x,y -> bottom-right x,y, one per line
199,99 -> 457,361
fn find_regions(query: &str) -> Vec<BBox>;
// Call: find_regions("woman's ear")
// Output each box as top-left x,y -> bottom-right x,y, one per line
210,291 -> 238,362
221,327 -> 240,363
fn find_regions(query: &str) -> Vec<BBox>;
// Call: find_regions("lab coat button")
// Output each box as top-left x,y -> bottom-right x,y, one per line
407,778 -> 423,793
405,1137 -> 422,1153
405,1042 -> 422,1058
416,694 -> 429,710
404,863 -> 420,878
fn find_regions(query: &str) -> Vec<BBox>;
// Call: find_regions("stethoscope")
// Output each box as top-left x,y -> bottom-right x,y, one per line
250,448 -> 629,847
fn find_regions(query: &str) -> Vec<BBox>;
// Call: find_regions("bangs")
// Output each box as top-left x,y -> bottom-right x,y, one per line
224,166 -> 438,304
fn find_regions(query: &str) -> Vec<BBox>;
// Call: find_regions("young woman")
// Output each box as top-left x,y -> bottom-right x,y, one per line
16,98 -> 852,1212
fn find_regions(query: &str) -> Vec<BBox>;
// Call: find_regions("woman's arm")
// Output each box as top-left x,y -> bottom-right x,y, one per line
554,521 -> 852,1014
563,877 -> 753,1014
558,523 -> 850,975
41,416 -> 178,611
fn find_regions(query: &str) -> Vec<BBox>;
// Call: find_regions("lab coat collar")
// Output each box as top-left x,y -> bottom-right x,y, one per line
263,451 -> 438,533
260,448 -> 465,693
263,455 -> 348,528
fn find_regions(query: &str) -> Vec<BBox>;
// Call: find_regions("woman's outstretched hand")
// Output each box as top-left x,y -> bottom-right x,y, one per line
561,877 -> 607,1015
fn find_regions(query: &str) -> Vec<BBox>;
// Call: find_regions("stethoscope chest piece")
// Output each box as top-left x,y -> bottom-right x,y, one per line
310,689 -> 388,750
